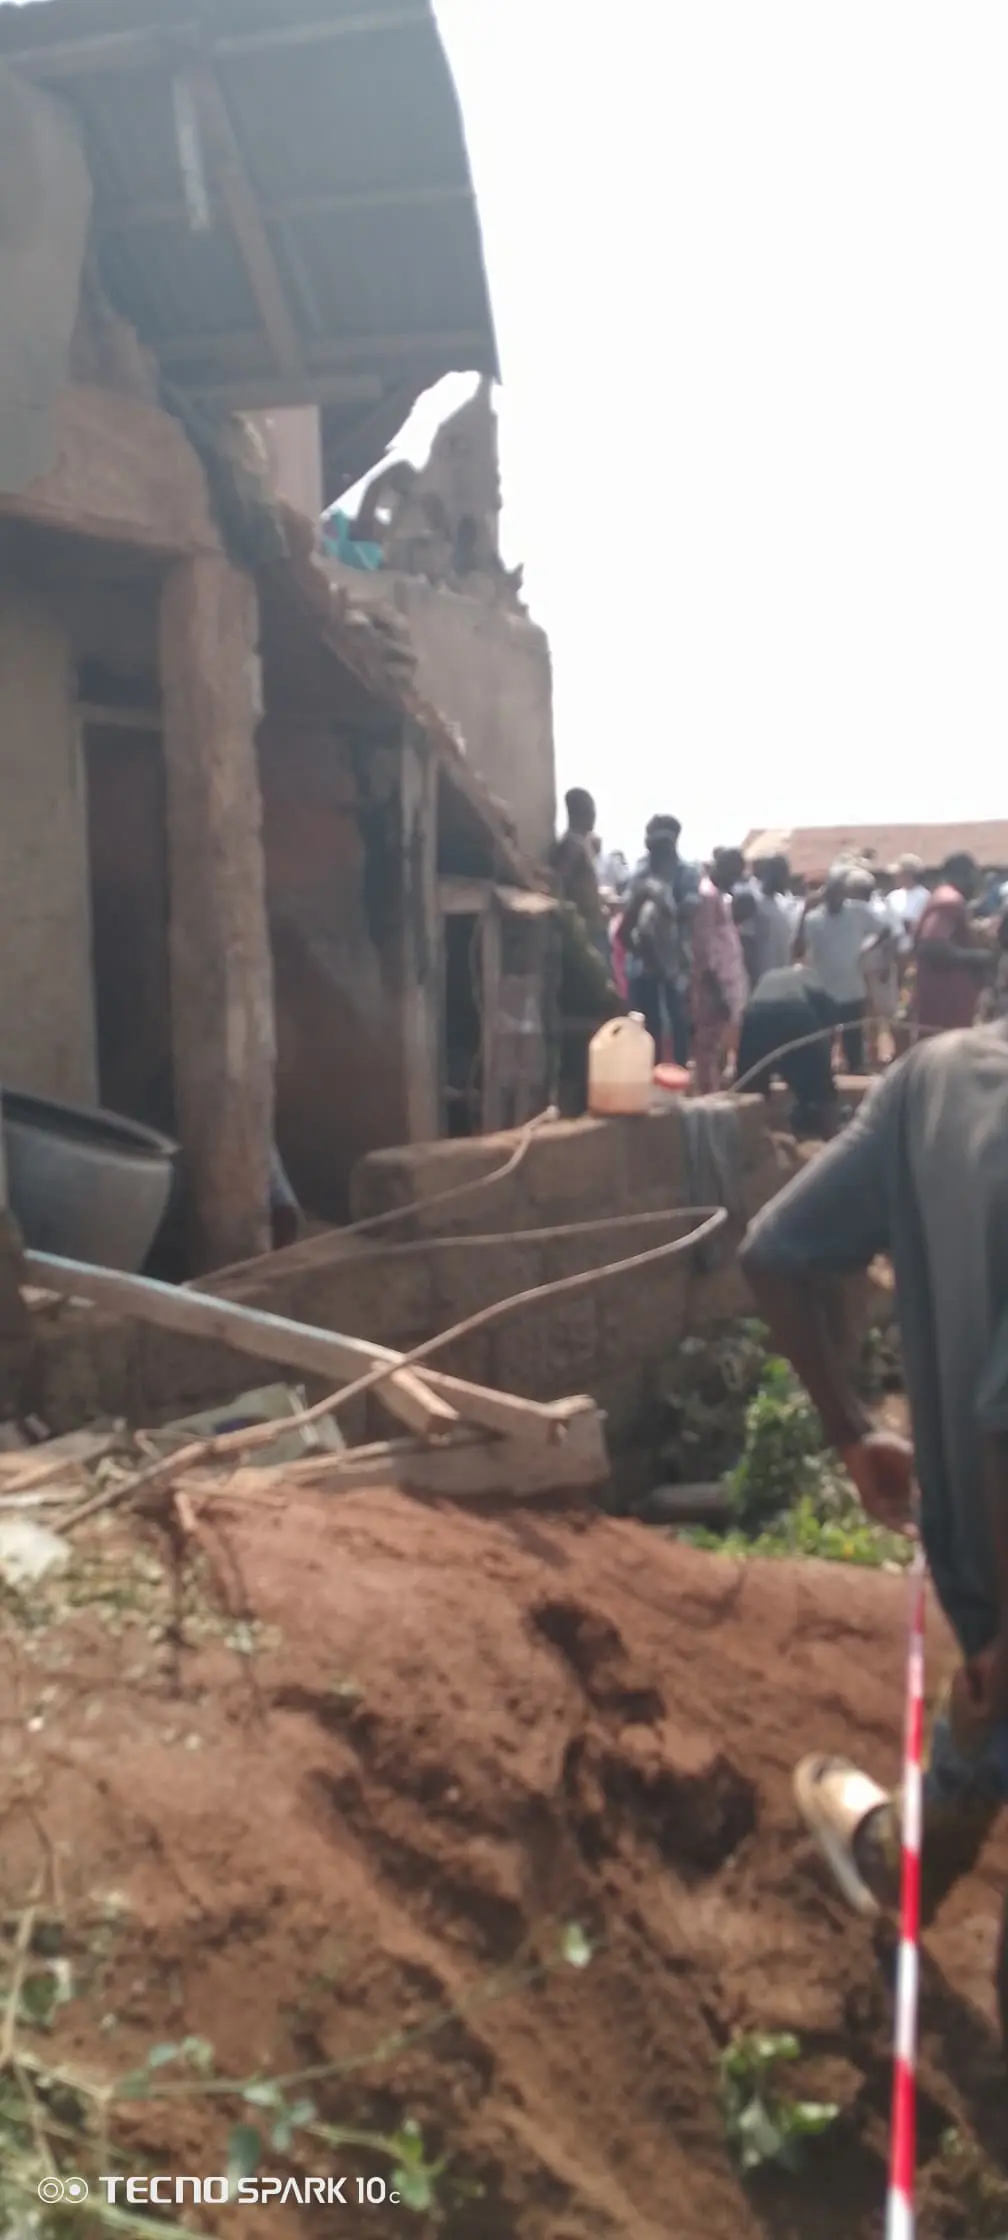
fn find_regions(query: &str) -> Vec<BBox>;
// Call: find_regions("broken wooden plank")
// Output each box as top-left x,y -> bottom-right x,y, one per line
0,1429 -> 119,1492
23,1253 -> 460,1445
25,1259 -> 604,1453
190,1406 -> 610,1503
414,1381 -> 597,1447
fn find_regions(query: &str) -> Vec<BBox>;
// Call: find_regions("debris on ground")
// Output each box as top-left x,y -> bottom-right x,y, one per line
0,1488 -> 1003,2239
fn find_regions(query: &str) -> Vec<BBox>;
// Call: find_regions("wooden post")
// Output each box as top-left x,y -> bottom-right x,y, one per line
479,899 -> 503,1131
159,552 -> 275,1271
398,721 -> 441,1142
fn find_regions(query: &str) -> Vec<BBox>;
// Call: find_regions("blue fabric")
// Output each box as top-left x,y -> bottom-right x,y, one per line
321,510 -> 384,572
926,1707 -> 1008,1809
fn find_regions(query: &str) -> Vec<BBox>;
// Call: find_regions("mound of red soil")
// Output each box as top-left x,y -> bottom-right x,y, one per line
2,1492 -> 1005,2238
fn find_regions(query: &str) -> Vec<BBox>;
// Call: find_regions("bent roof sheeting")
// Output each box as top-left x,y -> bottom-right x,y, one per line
0,0 -> 497,491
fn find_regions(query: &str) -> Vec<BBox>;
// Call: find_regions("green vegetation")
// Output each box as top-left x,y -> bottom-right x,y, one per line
678,1339 -> 913,1572
719,2031 -> 839,2176
0,1910 -> 594,2234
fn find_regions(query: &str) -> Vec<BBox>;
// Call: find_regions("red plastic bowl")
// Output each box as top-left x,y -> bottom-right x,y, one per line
653,1063 -> 691,1096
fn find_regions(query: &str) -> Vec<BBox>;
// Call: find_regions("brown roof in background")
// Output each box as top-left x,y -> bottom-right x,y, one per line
742,822 -> 1008,878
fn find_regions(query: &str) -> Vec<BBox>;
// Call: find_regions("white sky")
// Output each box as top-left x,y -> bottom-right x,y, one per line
400,2 -> 1008,862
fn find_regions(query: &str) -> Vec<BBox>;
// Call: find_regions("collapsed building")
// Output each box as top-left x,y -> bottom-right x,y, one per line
256,376 -> 557,866
0,0 -> 560,1270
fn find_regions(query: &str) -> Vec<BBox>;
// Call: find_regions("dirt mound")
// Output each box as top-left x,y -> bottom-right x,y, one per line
2,1491 -> 1006,2238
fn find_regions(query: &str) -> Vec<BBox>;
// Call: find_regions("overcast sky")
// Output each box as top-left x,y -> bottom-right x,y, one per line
406,2 -> 1008,861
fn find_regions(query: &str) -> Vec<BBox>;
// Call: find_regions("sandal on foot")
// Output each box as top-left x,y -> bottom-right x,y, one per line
793,1754 -> 892,1920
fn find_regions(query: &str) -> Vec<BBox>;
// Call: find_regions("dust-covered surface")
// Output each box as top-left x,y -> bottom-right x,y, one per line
0,1489 -> 1005,2240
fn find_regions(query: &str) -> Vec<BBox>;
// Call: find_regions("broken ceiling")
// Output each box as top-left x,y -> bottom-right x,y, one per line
0,0 -> 499,495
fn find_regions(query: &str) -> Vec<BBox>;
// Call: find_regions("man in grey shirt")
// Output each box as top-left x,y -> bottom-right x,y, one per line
741,1023 -> 1008,2039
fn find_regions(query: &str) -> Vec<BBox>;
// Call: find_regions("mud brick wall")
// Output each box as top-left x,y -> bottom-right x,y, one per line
24,1103 -> 798,1456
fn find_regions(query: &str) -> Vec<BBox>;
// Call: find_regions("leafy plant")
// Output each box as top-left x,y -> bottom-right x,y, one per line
683,1488 -> 912,1571
727,1357 -> 825,1531
719,2030 -> 839,2175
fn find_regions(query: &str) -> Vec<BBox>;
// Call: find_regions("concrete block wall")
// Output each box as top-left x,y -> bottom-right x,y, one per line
0,590 -> 98,1101
327,561 -> 556,863
23,1103 -> 801,1457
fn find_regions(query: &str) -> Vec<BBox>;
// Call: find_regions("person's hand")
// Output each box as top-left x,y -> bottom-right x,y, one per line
838,1430 -> 916,1531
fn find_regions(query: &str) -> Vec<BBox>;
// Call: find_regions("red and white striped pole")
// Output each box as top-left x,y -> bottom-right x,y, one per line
885,1547 -> 927,2240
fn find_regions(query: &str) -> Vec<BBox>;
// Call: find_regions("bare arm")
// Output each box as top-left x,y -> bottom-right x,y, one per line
792,894 -> 817,963
917,936 -> 990,971
741,1071 -> 915,1523
741,1264 -> 871,1450
619,881 -> 650,946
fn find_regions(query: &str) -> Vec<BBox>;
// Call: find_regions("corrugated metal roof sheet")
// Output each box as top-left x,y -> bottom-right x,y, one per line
0,0 -> 497,492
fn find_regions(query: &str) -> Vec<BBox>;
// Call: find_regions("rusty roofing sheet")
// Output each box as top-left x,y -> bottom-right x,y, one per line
0,0 -> 497,492
743,821 -> 1008,877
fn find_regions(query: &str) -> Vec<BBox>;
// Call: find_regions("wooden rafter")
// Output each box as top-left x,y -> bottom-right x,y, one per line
5,12 -> 424,81
214,11 -> 425,58
96,182 -> 472,234
158,326 -> 490,371
182,65 -> 303,380
186,372 -> 386,412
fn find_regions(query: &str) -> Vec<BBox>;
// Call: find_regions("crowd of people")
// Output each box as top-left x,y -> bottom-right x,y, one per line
549,789 -> 1008,1133
552,790 -> 1008,2030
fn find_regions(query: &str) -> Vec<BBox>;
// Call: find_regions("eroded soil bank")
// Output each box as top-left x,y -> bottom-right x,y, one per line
1,1488 -> 1005,2238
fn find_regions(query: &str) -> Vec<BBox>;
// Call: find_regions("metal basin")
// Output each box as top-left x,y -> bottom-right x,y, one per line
2,1089 -> 178,1274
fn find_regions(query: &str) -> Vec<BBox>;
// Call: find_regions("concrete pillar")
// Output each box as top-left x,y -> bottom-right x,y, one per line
159,553 -> 275,1271
0,591 -> 97,1101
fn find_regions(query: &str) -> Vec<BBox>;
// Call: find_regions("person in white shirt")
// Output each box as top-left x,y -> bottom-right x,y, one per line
796,865 -> 887,1073
745,854 -> 796,985
887,854 -> 931,951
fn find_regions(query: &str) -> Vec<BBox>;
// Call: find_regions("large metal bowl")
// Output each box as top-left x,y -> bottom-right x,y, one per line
2,1089 -> 178,1273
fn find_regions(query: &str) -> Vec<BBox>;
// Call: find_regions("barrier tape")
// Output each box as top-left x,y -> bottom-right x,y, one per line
885,1547 -> 928,2240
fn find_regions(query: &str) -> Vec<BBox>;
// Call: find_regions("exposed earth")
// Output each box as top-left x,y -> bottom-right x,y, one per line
1,1485 -> 1005,2239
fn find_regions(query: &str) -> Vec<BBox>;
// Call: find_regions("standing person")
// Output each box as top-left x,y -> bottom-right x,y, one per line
891,851 -> 927,976
691,848 -> 749,1092
977,910 -> 1008,1026
912,852 -> 990,1036
732,884 -> 760,992
620,817 -> 698,1065
797,867 -> 883,1074
748,854 -> 797,985
740,1025 -> 1008,2044
549,789 -> 611,976
597,844 -> 630,895
848,869 -> 899,1069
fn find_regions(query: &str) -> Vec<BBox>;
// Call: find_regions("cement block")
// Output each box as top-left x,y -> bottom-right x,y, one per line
521,1118 -> 628,1216
596,1258 -> 692,1378
617,1107 -> 690,1210
350,1134 -> 525,1233
491,1292 -> 600,1401
426,1239 -> 547,1326
282,1252 -> 435,1350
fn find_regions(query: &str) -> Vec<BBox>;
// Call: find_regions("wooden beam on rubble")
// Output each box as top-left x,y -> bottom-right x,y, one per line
24,1254 -> 606,1457
189,1409 -> 610,1503
24,1253 -> 459,1444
